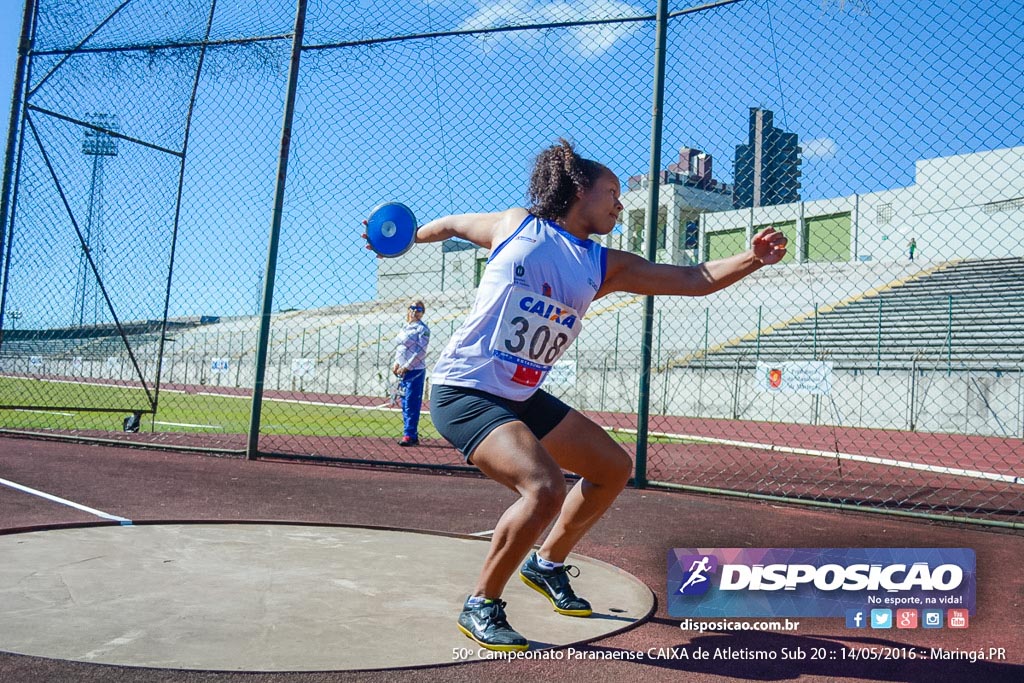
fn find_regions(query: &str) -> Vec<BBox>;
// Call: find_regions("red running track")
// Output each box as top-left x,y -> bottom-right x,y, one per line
1,435 -> 1023,682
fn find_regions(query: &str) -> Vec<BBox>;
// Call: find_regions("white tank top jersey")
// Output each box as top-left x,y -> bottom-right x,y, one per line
432,213 -> 607,401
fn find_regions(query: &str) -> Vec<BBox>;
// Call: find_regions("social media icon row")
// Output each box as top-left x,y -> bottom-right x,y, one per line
845,608 -> 968,629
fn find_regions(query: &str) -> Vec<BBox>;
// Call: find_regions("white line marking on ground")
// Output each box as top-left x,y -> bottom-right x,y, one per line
15,409 -> 76,416
256,395 -> 410,412
0,477 -> 132,524
192,391 -> 408,412
468,529 -> 494,537
153,421 -> 222,429
606,427 -> 1020,485
4,376 -> 421,414
34,377 -> 140,391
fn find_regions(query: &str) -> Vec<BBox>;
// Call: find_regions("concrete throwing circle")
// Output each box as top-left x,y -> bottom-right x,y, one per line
0,523 -> 653,671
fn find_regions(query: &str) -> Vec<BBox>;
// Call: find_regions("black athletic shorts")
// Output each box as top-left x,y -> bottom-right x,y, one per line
429,384 -> 572,463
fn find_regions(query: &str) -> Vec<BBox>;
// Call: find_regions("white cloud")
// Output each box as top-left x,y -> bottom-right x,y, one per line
458,1 -> 532,31
457,0 -> 645,58
802,137 -> 837,160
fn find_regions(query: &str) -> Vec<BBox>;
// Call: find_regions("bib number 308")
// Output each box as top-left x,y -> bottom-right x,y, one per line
504,317 -> 569,365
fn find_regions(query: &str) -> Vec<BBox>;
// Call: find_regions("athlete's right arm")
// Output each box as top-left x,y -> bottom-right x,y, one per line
414,208 -> 528,250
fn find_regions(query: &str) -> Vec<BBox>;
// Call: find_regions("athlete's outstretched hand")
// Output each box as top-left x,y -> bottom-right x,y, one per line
752,227 -> 788,266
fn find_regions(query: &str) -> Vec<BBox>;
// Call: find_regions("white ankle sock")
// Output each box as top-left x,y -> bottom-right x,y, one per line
535,554 -> 563,571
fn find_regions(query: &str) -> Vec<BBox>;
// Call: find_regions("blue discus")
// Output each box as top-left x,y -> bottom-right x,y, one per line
365,202 -> 417,258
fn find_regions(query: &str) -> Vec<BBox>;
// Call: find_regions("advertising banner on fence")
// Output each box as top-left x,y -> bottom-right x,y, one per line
668,548 -> 975,619
755,361 -> 833,395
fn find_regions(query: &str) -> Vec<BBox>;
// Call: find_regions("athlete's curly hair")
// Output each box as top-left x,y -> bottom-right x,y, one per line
528,139 -> 611,221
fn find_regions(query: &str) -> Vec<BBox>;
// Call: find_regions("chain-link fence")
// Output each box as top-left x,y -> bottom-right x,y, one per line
1,0 -> 1021,526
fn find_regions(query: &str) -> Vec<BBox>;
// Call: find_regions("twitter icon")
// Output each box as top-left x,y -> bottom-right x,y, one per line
870,609 -> 892,629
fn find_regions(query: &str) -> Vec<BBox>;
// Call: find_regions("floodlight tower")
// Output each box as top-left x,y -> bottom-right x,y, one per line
72,113 -> 118,327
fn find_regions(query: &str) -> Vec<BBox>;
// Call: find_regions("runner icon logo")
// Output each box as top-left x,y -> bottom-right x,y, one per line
677,555 -> 718,596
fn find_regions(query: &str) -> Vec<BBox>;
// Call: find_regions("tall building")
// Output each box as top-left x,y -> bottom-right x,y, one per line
667,147 -> 715,190
618,146 -> 732,264
733,108 -> 801,209
627,146 -> 728,194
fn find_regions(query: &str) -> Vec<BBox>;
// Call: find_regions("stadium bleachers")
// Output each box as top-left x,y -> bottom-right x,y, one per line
0,321 -> 201,361
682,257 -> 1024,370
4,258 -> 1021,379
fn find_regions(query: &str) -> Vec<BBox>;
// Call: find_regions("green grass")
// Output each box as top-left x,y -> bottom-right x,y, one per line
0,376 -> 710,446
0,376 -> 434,439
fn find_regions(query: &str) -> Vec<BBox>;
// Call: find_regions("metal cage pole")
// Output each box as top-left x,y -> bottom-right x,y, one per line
634,0 -> 669,488
0,0 -> 38,348
247,0 -> 308,459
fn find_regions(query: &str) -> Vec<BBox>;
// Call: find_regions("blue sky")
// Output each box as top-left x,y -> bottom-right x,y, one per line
1,1 -> 1022,329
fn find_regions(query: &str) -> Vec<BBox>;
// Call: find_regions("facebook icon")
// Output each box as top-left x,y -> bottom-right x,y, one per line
845,609 -> 866,629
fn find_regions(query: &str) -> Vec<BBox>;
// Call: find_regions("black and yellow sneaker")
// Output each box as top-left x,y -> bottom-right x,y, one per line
457,597 -> 529,652
519,552 -> 593,617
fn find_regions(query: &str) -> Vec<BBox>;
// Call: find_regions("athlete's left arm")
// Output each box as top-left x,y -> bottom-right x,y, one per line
597,227 -> 787,298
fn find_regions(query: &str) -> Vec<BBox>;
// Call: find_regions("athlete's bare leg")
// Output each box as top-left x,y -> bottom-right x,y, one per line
468,421 -> 567,598
537,409 -> 632,563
